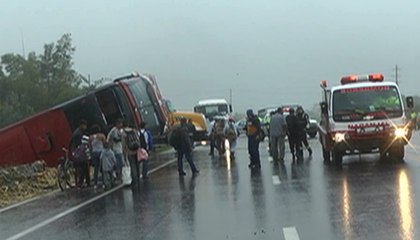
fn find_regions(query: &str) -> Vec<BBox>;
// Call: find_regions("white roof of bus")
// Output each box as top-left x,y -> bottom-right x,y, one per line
197,99 -> 228,106
331,81 -> 399,92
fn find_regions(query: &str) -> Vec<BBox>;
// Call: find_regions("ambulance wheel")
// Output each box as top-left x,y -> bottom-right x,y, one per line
389,143 -> 404,162
332,149 -> 343,166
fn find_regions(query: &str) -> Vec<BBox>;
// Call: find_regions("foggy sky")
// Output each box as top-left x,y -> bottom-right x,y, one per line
1,0 -> 419,113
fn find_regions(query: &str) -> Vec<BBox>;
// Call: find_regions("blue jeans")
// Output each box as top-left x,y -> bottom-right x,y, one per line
92,151 -> 102,185
115,152 -> 123,180
177,150 -> 198,173
248,136 -> 260,166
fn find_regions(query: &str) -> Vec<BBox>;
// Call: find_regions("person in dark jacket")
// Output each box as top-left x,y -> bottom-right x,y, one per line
286,108 -> 304,163
175,118 -> 199,176
296,107 -> 312,157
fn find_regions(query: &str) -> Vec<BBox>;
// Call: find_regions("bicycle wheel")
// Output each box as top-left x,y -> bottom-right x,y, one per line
57,163 -> 67,191
64,161 -> 76,188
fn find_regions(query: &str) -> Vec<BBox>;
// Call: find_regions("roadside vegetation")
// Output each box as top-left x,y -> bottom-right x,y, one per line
0,34 -> 102,129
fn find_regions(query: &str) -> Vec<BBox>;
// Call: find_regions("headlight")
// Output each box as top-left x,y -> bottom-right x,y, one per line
394,128 -> 406,138
334,132 -> 346,142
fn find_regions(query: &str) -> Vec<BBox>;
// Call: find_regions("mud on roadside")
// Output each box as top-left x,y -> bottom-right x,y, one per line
0,161 -> 58,208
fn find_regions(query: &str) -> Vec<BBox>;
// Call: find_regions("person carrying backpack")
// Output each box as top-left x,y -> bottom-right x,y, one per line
123,125 -> 141,186
72,135 -> 91,188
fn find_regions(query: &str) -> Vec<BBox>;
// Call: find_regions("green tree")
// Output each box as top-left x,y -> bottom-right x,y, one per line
0,33 -> 99,128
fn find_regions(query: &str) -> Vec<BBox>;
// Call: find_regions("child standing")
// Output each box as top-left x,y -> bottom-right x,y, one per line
100,142 -> 116,189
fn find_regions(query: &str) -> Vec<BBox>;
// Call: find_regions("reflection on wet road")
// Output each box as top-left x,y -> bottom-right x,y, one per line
2,133 -> 420,239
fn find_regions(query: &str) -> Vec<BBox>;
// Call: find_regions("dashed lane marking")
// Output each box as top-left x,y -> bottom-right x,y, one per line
283,227 -> 300,240
272,175 -> 281,185
5,157 -> 178,240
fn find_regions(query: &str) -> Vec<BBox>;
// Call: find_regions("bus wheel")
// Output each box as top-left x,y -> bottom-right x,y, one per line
332,149 -> 343,166
389,143 -> 404,162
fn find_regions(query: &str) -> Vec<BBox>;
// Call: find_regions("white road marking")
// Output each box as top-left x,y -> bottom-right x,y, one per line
283,227 -> 300,240
272,175 -> 281,185
5,157 -> 178,240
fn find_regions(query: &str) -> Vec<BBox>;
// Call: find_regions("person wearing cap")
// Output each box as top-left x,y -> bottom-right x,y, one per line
245,109 -> 262,168
269,107 -> 287,164
175,117 -> 199,176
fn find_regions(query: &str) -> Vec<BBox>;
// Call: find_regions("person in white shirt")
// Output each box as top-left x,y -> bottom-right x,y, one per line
107,118 -> 124,181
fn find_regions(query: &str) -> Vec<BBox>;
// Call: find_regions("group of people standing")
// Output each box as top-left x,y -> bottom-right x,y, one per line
208,117 -> 239,159
69,118 -> 153,189
244,106 -> 312,167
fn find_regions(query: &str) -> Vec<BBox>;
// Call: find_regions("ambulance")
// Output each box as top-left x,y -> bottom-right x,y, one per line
318,73 -> 414,165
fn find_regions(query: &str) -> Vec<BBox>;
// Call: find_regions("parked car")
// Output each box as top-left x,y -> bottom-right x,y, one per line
235,118 -> 247,135
307,119 -> 318,138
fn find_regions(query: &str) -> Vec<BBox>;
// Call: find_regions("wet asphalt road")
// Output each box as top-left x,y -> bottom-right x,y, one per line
2,133 -> 420,240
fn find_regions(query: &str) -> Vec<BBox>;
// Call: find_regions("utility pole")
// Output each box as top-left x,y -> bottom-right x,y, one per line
20,28 -> 26,57
394,64 -> 399,86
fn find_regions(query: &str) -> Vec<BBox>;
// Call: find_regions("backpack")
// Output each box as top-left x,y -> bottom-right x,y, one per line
125,130 -> 140,151
168,127 -> 180,148
71,144 -> 89,162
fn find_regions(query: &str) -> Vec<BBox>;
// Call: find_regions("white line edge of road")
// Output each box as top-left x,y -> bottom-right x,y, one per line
283,227 -> 300,240
4,157 -> 178,240
0,190 -> 60,214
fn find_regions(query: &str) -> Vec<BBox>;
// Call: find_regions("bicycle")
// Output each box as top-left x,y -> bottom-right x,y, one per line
57,147 -> 76,191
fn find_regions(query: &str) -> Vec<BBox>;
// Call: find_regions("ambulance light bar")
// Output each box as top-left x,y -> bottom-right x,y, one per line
340,74 -> 384,85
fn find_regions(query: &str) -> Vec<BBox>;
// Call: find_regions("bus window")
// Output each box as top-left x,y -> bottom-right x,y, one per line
96,88 -> 124,130
128,80 -> 161,135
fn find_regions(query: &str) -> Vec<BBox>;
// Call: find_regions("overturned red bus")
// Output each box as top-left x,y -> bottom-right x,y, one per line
0,72 -> 167,167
